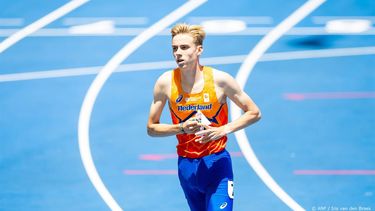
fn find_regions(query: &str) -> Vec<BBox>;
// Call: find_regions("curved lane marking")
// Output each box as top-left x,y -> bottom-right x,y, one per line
230,0 -> 326,210
77,0 -> 207,210
0,0 -> 89,53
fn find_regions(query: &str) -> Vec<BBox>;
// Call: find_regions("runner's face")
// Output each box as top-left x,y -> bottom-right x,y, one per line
172,34 -> 202,69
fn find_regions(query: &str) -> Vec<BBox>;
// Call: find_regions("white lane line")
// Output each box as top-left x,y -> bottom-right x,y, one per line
63,17 -> 149,26
188,16 -> 274,24
260,46 -> 375,61
1,45 -> 375,82
312,16 -> 375,24
77,0 -> 207,210
1,26 -> 375,37
230,0 -> 326,211
0,0 -> 89,54
0,18 -> 24,26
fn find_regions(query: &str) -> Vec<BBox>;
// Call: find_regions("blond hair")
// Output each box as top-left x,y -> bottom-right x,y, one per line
171,23 -> 206,46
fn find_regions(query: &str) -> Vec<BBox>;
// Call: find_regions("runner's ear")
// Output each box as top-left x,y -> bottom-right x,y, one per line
196,45 -> 203,56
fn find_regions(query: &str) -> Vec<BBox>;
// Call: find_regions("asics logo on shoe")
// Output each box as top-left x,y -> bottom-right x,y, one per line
219,202 -> 228,209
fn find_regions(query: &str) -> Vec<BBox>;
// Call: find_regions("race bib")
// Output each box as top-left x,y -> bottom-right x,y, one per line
228,180 -> 234,199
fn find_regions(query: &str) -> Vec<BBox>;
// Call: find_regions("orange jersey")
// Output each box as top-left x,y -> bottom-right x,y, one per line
169,66 -> 228,158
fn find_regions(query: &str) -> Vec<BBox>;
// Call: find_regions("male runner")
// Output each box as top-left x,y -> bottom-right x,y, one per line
147,23 -> 261,211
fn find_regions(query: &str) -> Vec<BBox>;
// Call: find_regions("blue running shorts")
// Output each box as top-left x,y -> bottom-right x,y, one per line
178,149 -> 234,211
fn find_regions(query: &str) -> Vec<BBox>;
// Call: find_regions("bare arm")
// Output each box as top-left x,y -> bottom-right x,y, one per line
195,71 -> 261,143
221,72 -> 261,134
147,73 -> 181,136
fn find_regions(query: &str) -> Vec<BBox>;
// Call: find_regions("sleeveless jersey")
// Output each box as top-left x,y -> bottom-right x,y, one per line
169,66 -> 228,158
